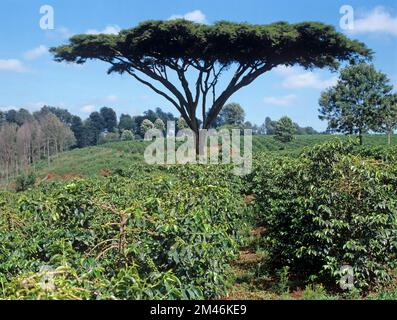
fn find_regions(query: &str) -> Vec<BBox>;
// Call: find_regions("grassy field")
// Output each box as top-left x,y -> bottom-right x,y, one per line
28,134 -> 397,180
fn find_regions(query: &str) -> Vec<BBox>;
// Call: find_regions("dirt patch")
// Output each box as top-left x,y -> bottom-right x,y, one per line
290,289 -> 304,299
42,172 -> 58,181
42,172 -> 83,181
235,250 -> 263,266
251,226 -> 266,237
99,168 -> 112,177
244,194 -> 255,204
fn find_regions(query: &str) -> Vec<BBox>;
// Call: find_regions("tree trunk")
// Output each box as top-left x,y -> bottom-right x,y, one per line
195,131 -> 200,156
358,129 -> 363,145
47,139 -> 50,167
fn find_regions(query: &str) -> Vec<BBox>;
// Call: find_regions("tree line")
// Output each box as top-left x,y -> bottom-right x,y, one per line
0,102 -> 320,181
0,108 -> 75,181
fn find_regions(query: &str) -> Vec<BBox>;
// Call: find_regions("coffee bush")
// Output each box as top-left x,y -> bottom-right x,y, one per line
251,140 -> 397,290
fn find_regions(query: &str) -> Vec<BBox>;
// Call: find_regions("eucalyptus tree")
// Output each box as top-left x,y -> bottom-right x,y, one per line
51,19 -> 371,153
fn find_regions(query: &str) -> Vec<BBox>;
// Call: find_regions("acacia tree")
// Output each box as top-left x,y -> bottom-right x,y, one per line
51,20 -> 371,153
319,63 -> 394,145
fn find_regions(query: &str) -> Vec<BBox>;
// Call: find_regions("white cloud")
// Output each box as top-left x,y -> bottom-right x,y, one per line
168,10 -> 207,23
80,105 -> 96,113
275,66 -> 338,90
0,59 -> 29,73
23,45 -> 48,60
85,25 -> 121,35
45,26 -> 73,40
263,94 -> 298,106
349,6 -> 397,36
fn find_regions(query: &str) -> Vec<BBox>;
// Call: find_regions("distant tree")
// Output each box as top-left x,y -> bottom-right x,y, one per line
34,106 -> 73,126
121,129 -> 135,141
142,109 -> 159,124
140,119 -> 154,136
5,109 -> 18,124
252,124 -> 260,135
15,109 -> 34,126
220,103 -> 245,126
119,114 -> 134,131
264,117 -> 276,135
0,111 -> 5,126
16,122 -> 34,172
154,107 -> 176,124
56,123 -> 76,152
154,118 -> 166,132
51,19 -> 370,154
319,63 -> 393,145
377,94 -> 397,145
177,117 -> 188,131
69,116 -> 85,148
100,107 -> 118,132
274,116 -> 296,143
87,112 -> 106,145
0,123 -> 17,180
83,119 -> 96,146
243,121 -> 253,130
38,113 -> 75,164
99,132 -> 119,144
303,126 -> 318,135
206,113 -> 222,128
132,115 -> 146,137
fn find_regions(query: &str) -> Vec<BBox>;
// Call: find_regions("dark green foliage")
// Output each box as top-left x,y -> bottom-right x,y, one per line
264,117 -> 276,135
100,107 -> 118,133
274,116 -> 296,143
219,103 -> 245,126
250,140 -> 397,290
51,20 -> 371,69
15,173 -> 36,192
51,19 -> 371,132
70,116 -> 85,148
0,165 -> 247,299
84,112 -> 106,145
34,106 -> 74,126
118,114 -> 134,132
319,63 -> 394,145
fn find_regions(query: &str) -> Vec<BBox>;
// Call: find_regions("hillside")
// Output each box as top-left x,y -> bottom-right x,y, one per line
29,134 -> 397,180
2,136 -> 397,300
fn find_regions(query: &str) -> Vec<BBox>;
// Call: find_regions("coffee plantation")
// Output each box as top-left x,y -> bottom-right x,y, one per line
1,138 -> 397,299
248,140 -> 397,291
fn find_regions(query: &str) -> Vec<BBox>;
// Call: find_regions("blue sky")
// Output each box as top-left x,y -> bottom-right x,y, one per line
0,0 -> 396,130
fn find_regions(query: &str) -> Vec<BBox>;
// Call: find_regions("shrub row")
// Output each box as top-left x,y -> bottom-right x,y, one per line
0,165 -> 247,299
249,140 -> 397,291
